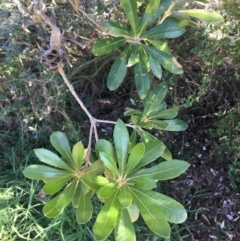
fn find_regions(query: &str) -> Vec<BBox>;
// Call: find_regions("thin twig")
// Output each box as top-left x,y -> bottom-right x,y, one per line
33,0 -> 55,28
33,1 -> 137,163
86,124 -> 93,164
58,65 -> 94,121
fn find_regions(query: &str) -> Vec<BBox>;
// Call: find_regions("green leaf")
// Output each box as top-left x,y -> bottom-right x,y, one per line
130,115 -> 141,125
140,48 -> 150,70
82,174 -> 109,191
138,121 -> 155,130
124,108 -> 142,116
72,141 -> 84,170
137,129 -> 157,143
129,177 -> 156,190
148,54 -> 162,79
100,152 -> 119,178
125,143 -> 145,175
97,182 -> 118,199
50,132 -> 73,166
43,176 -> 72,195
81,181 -> 89,195
144,45 -> 183,74
147,101 -> 167,117
23,165 -> 71,180
134,140 -> 165,170
163,119 -> 188,131
56,180 -> 77,210
130,187 -> 170,238
154,0 -> 172,22
93,190 -> 120,240
92,37 -> 125,56
43,194 -> 63,218
170,12 -> 198,28
84,160 -> 105,175
161,147 -> 172,161
142,82 -> 168,118
76,191 -> 93,224
141,19 -> 185,39
129,129 -> 137,152
118,185 -> 132,207
72,180 -> 81,208
127,204 -> 139,222
151,120 -> 169,130
103,21 -> 133,37
130,186 -> 187,224
134,160 -> 189,180
96,139 -> 116,160
107,56 -> 127,90
114,119 -> 129,174
178,9 -> 224,25
34,149 -> 72,171
138,0 -> 161,34
127,45 -> 139,67
149,108 -> 178,120
114,208 -> 136,241
134,60 -> 150,100
147,39 -> 171,53
120,0 -> 138,34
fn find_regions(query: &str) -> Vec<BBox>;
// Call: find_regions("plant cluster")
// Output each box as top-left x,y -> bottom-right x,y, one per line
22,0 -> 223,240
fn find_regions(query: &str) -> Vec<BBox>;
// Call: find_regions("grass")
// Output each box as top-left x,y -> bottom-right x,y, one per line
0,150 -> 99,241
1,0 -> 240,240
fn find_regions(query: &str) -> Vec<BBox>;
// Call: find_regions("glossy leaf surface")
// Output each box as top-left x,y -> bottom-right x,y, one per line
107,56 -> 127,90
143,45 -> 183,74
134,60 -> 150,100
76,191 -> 93,224
127,204 -> 139,222
43,176 -> 72,195
132,160 -> 189,180
120,0 -> 138,34
142,82 -> 168,118
92,37 -> 125,56
134,140 -> 165,170
103,21 -> 133,37
100,152 -> 119,178
50,132 -> 73,165
114,208 -> 136,241
96,139 -> 115,160
72,141 -> 84,169
118,185 -> 132,207
84,160 -> 105,175
148,54 -> 162,79
23,165 -> 71,180
82,174 -> 109,191
97,182 -> 118,199
114,119 -> 129,174
149,108 -> 178,120
56,180 -> 77,210
129,177 -> 156,190
130,187 -> 170,238
72,180 -> 81,208
138,0 -> 161,34
43,194 -> 63,218
142,20 -> 185,39
163,119 -> 188,131
131,186 -> 187,224
93,191 -> 120,240
125,143 -> 145,175
178,9 -> 224,25
34,148 -> 72,171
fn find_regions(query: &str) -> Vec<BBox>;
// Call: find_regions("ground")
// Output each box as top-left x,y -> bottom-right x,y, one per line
1,0 -> 240,240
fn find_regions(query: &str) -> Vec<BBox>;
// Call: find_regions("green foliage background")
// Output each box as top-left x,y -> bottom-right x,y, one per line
1,0 -> 240,240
